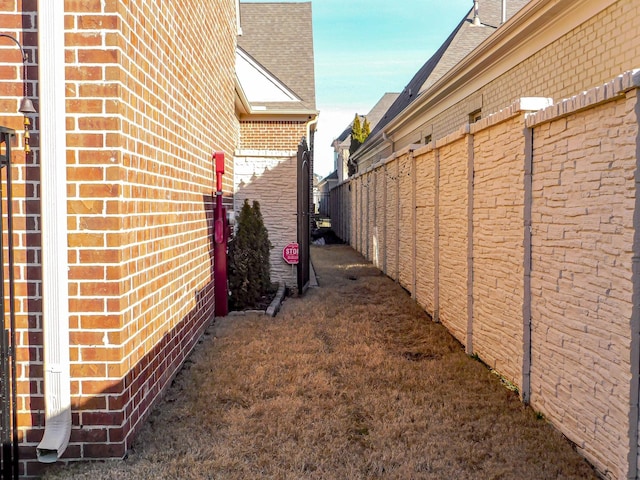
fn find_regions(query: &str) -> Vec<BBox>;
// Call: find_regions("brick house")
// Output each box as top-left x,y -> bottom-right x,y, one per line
0,0 -> 314,476
351,0 -> 529,173
331,0 -> 640,477
234,1 -> 317,286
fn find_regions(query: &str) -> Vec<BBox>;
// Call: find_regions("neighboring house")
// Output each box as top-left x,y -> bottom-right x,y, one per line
331,126 -> 352,183
312,172 -> 322,214
0,0 -> 314,477
330,92 -> 399,183
316,170 -> 338,216
353,0 -> 529,171
234,1 -> 318,287
332,0 -> 640,478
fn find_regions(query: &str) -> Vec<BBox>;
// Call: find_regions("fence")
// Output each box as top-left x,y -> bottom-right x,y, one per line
330,70 -> 640,480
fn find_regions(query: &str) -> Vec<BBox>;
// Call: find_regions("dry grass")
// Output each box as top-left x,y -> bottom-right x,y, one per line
44,245 -> 599,480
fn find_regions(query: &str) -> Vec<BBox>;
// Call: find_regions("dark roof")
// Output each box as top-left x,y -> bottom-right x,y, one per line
322,170 -> 338,182
336,125 -> 351,143
238,2 -> 316,111
368,0 -> 529,141
368,21 -> 462,140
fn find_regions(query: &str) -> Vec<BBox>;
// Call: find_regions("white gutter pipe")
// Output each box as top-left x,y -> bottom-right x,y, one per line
305,115 -> 318,149
36,0 -> 72,463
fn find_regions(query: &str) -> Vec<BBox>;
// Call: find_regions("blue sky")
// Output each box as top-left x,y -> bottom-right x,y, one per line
245,0 -> 474,176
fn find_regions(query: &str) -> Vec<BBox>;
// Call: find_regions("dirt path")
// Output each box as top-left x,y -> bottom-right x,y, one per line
44,245 -> 598,479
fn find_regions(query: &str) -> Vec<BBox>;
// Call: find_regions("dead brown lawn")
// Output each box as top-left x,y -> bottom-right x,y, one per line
44,245 -> 599,480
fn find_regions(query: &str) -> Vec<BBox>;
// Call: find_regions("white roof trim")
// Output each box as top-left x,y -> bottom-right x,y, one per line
236,48 -> 301,104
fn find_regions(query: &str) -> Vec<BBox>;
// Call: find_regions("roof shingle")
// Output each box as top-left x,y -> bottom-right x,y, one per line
368,0 -> 529,142
239,2 -> 316,111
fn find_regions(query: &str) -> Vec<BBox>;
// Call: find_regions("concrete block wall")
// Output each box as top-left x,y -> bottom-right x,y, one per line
414,147 -> 437,316
436,132 -> 470,347
471,115 -> 525,387
0,0 -> 238,475
385,159 -> 398,280
329,70 -> 640,478
373,166 -> 385,270
398,154 -> 413,293
526,83 -> 640,480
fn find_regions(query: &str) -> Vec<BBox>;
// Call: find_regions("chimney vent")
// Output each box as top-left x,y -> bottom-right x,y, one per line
472,0 -> 482,26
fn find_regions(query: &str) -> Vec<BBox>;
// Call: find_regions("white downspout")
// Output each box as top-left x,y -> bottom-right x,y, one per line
36,0 -> 71,463
305,115 -> 318,151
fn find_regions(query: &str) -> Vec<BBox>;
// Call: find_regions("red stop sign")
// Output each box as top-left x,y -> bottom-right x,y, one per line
283,243 -> 299,264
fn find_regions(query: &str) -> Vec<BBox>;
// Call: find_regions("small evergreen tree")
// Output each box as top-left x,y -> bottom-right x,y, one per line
349,114 -> 363,156
228,199 -> 273,310
348,114 -> 371,176
362,117 -> 371,139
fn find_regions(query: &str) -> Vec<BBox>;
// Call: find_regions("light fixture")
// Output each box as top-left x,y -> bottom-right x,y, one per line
0,33 -> 36,152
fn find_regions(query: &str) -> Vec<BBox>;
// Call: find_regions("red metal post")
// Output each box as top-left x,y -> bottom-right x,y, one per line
213,152 -> 228,316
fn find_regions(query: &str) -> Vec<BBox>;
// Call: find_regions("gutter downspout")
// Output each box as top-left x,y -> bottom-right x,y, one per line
36,0 -> 72,463
305,116 -> 318,153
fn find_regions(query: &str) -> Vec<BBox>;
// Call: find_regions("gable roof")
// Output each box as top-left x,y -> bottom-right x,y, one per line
367,0 -> 529,142
236,46 -> 302,103
238,2 -> 316,113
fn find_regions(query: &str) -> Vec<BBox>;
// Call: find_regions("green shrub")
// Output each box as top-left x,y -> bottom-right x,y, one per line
228,199 -> 273,310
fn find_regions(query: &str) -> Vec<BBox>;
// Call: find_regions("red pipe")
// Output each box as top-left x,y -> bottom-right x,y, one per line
213,152 -> 228,316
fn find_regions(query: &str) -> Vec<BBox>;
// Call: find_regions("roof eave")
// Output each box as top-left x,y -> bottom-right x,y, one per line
365,0 -> 616,149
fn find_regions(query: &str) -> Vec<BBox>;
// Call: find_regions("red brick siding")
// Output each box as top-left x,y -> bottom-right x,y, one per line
1,0 -> 238,475
239,120 -> 306,151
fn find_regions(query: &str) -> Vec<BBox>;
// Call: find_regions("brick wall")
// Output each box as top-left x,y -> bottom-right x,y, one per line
0,8 -> 39,475
239,120 -> 306,151
1,0 -> 238,475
